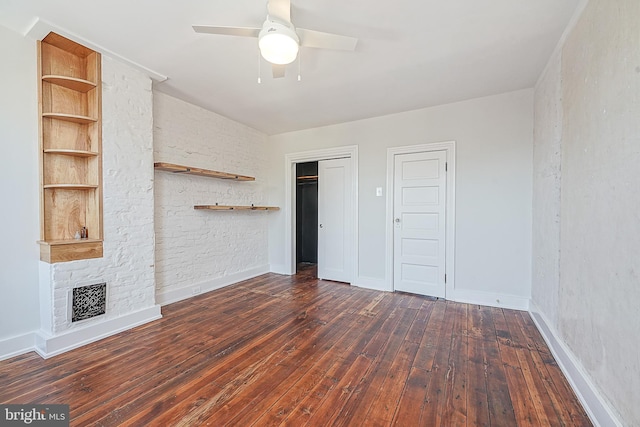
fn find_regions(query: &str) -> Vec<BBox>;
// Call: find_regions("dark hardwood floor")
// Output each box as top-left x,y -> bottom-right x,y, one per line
0,266 -> 591,426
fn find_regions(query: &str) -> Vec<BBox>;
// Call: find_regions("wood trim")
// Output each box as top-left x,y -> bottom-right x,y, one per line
94,50 -> 103,242
37,40 -> 45,241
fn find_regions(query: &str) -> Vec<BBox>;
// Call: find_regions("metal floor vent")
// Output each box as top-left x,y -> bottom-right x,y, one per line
72,283 -> 106,322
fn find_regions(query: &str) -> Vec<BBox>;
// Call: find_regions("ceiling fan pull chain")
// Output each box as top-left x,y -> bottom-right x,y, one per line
257,51 -> 262,84
297,49 -> 301,82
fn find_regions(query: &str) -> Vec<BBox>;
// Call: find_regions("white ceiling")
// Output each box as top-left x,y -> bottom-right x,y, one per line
1,0 -> 581,135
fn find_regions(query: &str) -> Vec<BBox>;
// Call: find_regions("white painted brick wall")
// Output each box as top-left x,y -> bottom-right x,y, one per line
40,56 -> 156,334
153,92 -> 269,296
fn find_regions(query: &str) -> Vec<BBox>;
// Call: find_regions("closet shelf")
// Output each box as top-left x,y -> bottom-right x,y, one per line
194,205 -> 280,211
42,75 -> 97,92
154,162 -> 255,181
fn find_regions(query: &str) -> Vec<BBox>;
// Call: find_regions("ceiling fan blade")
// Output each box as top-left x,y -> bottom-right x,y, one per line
267,0 -> 291,23
296,28 -> 358,51
192,25 -> 260,38
272,64 -> 286,79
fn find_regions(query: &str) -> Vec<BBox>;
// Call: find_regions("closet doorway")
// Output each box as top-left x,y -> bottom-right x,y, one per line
296,162 -> 318,271
284,145 -> 358,282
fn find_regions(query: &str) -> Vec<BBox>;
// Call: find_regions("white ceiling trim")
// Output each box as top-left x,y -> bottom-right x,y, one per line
24,17 -> 168,83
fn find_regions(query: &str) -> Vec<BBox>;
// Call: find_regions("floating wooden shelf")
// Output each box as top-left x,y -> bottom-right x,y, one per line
44,149 -> 99,157
42,113 -> 98,124
43,184 -> 99,190
38,239 -> 103,263
42,75 -> 96,92
194,205 -> 280,211
154,162 -> 255,181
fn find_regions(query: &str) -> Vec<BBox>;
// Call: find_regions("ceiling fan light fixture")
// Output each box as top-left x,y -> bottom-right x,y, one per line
258,20 -> 299,65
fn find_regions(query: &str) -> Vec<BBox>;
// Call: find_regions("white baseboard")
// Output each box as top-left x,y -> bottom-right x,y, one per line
156,265 -> 270,306
269,264 -> 291,275
0,333 -> 37,361
450,288 -> 530,311
34,305 -> 162,359
351,280 -> 529,309
353,276 -> 391,292
529,302 -> 623,427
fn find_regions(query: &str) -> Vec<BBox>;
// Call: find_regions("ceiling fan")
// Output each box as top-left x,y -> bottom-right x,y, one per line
193,0 -> 358,79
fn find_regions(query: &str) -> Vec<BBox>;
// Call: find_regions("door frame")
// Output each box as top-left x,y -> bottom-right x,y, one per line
385,141 -> 456,296
284,145 -> 359,280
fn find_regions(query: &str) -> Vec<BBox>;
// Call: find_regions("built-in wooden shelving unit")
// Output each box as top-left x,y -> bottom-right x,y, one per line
194,205 -> 280,211
37,32 -> 103,263
154,162 -> 255,181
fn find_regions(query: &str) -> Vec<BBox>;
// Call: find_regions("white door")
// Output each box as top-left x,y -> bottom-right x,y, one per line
317,158 -> 352,283
393,150 -> 447,297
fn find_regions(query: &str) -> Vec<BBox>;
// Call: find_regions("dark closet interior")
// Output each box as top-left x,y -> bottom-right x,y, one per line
296,162 -> 318,265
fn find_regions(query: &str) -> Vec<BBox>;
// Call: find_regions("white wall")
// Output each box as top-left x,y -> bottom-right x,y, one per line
0,24 -> 161,358
0,25 -> 41,355
532,0 -> 639,425
153,92 -> 270,304
268,89 -> 533,307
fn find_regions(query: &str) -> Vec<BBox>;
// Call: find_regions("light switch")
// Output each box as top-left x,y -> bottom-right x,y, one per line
376,187 -> 383,197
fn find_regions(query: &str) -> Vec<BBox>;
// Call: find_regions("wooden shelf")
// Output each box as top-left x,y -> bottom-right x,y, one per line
38,239 -> 103,263
194,205 -> 280,211
42,75 -> 96,92
38,238 -> 102,246
42,113 -> 98,124
43,184 -> 99,190
44,149 -> 99,157
154,162 -> 255,181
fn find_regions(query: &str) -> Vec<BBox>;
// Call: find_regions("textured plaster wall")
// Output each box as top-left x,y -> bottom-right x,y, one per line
532,47 -> 563,327
153,92 -> 269,298
533,0 -> 640,424
41,56 -> 156,334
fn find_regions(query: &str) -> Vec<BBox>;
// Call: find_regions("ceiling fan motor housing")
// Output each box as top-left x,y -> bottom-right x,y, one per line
258,19 -> 300,64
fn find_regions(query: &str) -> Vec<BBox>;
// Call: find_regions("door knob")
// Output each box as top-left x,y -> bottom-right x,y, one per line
395,218 -> 401,223
319,224 -> 323,228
